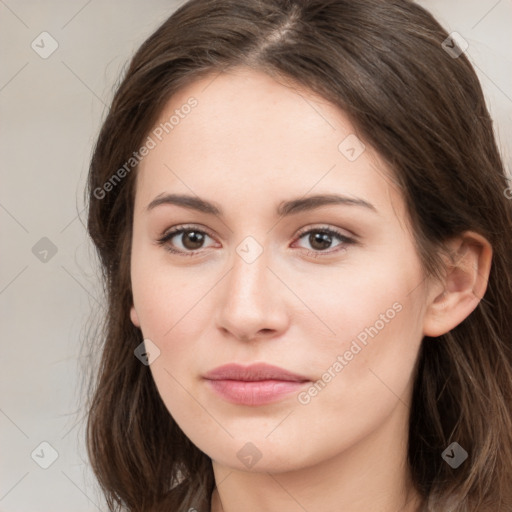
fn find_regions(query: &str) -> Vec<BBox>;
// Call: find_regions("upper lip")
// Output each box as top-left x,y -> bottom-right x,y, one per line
203,363 -> 310,382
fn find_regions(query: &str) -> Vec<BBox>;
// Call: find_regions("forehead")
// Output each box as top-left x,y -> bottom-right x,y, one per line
135,66 -> 404,220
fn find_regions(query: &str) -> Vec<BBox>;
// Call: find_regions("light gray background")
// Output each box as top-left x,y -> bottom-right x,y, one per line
1,1 -> 511,511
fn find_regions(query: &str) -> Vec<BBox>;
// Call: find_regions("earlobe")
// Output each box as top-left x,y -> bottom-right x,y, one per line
130,305 -> 141,328
422,231 -> 492,338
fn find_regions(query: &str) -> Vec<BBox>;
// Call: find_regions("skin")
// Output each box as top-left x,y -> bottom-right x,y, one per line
129,66 -> 492,512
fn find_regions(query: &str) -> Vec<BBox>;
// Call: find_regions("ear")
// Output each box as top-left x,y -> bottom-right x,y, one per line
423,231 -> 492,338
130,305 -> 141,328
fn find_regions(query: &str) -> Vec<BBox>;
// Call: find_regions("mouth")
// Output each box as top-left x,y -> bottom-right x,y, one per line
203,362 -> 311,406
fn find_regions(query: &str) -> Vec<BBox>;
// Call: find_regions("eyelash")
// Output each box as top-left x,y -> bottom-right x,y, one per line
155,224 -> 356,258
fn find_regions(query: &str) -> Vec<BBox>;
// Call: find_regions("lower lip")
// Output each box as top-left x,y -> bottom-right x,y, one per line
205,379 -> 309,406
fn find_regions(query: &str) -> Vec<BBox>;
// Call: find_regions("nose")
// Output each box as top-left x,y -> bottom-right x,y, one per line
214,243 -> 289,342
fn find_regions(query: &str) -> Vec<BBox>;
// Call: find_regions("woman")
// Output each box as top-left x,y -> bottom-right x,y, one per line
85,0 -> 512,510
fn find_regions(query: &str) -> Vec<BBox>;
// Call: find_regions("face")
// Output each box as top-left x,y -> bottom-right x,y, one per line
129,66 -> 430,473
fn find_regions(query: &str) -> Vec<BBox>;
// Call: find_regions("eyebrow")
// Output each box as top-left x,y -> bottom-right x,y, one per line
145,192 -> 378,217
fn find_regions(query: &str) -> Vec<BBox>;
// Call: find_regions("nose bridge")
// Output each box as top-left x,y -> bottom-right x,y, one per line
215,234 -> 285,338
227,237 -> 270,306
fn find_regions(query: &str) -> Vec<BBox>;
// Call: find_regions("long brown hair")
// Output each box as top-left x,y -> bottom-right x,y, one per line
84,1 -> 512,510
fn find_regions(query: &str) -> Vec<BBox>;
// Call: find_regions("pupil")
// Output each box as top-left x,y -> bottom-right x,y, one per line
310,232 -> 331,250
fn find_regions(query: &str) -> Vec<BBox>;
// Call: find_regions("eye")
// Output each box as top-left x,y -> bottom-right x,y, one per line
156,224 -> 356,257
292,226 -> 356,256
156,225 -> 216,256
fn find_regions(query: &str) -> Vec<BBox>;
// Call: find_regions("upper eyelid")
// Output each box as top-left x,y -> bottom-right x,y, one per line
159,224 -> 216,241
159,223 -> 353,239
295,224 -> 355,239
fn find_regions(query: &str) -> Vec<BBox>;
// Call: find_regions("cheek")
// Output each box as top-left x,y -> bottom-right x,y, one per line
288,246 -> 425,417
281,290 -> 423,469
130,255 -> 214,386
130,245 -> 205,340
131,270 -> 212,434
285,245 -> 423,360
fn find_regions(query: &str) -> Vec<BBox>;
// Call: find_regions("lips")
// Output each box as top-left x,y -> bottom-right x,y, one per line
203,363 -> 311,406
203,362 -> 310,382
